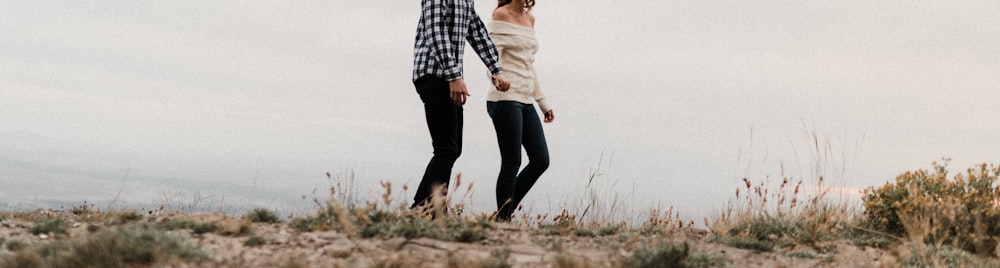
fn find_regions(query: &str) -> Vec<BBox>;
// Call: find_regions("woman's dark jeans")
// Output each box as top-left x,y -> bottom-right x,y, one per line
487,101 -> 549,221
412,76 -> 462,209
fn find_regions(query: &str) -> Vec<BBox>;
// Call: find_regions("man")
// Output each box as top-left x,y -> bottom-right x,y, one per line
411,0 -> 510,212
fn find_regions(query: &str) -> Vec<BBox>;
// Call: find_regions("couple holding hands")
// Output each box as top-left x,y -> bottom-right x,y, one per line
410,0 -> 553,222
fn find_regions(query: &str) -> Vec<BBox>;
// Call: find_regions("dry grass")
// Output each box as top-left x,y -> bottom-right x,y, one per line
10,143 -> 1000,267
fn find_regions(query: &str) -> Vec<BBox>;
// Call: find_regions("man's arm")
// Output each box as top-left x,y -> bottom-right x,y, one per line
422,0 -> 461,81
467,11 -> 509,91
467,10 -> 502,77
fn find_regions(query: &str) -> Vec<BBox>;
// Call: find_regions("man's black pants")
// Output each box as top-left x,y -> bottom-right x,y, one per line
412,76 -> 461,209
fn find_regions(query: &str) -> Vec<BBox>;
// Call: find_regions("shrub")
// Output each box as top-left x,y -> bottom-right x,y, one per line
161,218 -> 198,230
244,208 -> 282,223
5,240 -> 26,252
160,218 -> 217,235
7,242 -> 26,252
862,162 -> 1000,254
291,200 -> 356,234
30,218 -> 67,235
112,210 -> 144,223
620,242 -> 690,268
2,223 -> 205,267
359,210 -> 490,242
191,223 -> 218,235
244,235 -> 267,247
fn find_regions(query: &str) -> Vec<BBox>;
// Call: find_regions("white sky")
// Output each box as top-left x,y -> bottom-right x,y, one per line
2,1 -> 998,220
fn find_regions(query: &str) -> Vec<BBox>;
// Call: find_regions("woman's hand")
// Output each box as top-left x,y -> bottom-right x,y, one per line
543,110 -> 554,123
492,74 -> 510,92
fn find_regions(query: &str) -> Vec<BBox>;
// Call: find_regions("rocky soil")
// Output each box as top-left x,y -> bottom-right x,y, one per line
0,210 -> 900,267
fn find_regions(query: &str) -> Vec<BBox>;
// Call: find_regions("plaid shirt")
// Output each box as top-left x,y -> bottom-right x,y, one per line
413,0 -> 502,82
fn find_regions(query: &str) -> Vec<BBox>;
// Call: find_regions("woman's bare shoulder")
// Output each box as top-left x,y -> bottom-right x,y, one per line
492,8 -> 514,23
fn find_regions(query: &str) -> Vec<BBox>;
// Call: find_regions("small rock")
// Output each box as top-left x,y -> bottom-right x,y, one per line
39,233 -> 49,239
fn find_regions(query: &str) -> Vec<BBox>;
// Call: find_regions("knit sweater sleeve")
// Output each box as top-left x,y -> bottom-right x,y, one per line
532,74 -> 551,113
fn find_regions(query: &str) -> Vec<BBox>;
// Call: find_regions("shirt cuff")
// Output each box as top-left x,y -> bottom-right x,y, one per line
444,66 -> 462,81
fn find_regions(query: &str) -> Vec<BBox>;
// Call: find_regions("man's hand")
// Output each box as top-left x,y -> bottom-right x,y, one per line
491,74 -> 510,92
449,78 -> 470,106
543,110 -> 555,123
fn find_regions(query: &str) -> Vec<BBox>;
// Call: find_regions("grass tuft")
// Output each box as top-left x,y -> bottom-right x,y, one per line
191,222 -> 218,235
244,235 -> 267,247
244,208 -> 282,223
30,218 -> 67,235
6,240 -> 27,252
619,242 -> 691,268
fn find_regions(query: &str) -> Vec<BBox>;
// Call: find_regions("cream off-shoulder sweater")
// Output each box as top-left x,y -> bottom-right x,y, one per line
487,21 -> 551,113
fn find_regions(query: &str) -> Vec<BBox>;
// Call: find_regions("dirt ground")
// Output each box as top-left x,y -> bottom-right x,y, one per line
0,210 -> 901,267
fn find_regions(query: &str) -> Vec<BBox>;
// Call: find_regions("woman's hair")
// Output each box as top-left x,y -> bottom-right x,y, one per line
497,0 -> 535,12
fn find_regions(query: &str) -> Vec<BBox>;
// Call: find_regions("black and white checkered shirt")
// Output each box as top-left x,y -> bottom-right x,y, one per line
412,0 -> 502,82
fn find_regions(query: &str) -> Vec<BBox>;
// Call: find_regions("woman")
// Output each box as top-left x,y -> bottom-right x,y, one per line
487,0 -> 554,222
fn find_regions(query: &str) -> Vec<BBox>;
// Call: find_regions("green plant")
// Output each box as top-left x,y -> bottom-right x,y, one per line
862,161 -> 1000,254
2,223 -> 205,267
157,218 -> 218,235
244,235 -> 267,247
786,250 -> 819,259
620,242 -> 690,268
244,208 -> 282,223
358,210 -> 490,242
901,244 -> 999,268
683,253 -> 728,267
161,218 -> 198,230
5,240 -> 26,252
30,218 -> 67,235
191,222 -> 218,235
841,220 -> 894,248
291,199 -> 357,235
111,210 -> 144,224
573,228 -> 596,237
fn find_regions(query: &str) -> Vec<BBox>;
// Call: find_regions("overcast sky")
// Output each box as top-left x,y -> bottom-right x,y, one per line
2,1 -> 998,220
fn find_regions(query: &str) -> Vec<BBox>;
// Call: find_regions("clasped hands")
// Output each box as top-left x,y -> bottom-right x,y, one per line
449,74 -> 510,106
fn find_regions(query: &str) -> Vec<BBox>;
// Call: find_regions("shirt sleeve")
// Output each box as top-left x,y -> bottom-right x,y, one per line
467,11 -> 503,76
422,0 -> 462,80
